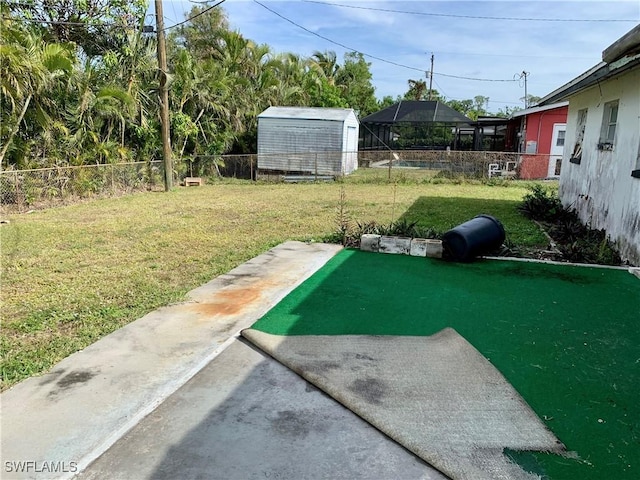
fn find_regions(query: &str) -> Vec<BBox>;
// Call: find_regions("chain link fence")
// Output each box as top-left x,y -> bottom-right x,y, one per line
0,161 -> 164,213
1,151 -> 557,212
360,150 -> 558,179
216,150 -> 555,181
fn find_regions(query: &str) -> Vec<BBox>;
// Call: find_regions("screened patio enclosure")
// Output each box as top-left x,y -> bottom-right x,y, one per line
359,100 -> 474,151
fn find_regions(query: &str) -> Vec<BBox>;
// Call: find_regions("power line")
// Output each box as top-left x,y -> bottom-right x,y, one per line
487,99 -> 524,106
163,0 -> 226,31
431,77 -> 449,100
0,15 -> 140,30
436,72 -> 516,82
301,0 -> 637,23
430,50 -> 593,60
2,0 -> 227,32
252,0 -> 424,73
252,0 -> 518,83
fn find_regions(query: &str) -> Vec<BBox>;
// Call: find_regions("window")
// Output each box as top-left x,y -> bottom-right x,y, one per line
556,129 -> 565,146
570,108 -> 588,164
599,100 -> 619,150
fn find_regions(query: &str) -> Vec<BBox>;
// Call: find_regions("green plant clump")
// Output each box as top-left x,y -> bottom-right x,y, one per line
517,185 -> 622,265
550,216 -> 622,265
517,184 -> 563,222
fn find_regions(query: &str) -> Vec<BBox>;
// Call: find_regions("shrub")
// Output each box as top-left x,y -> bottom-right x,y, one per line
518,185 -> 623,265
518,184 -> 563,222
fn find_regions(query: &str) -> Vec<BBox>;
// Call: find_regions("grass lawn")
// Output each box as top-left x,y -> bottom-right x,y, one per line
0,177 -> 546,389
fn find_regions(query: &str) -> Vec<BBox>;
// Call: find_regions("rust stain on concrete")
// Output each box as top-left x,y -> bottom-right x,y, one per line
189,280 -> 273,317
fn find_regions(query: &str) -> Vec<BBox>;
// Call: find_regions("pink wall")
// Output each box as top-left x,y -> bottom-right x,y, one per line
520,105 -> 568,179
525,106 -> 568,155
519,155 -> 550,179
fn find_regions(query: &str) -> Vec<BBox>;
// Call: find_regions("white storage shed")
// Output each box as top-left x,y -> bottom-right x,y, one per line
257,107 -> 359,177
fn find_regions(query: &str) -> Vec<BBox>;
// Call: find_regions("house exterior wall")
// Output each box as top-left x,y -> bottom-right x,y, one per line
519,106 -> 568,179
257,111 -> 359,176
559,67 -> 640,265
524,107 -> 568,155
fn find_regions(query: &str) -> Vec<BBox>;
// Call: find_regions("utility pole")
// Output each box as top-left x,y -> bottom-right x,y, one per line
428,53 -> 434,100
155,0 -> 172,191
521,70 -> 530,108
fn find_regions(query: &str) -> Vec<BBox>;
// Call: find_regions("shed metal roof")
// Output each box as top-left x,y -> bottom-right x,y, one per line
360,100 -> 473,125
258,106 -> 356,121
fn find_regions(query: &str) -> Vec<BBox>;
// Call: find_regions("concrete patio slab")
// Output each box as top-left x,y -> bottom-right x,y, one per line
76,338 -> 445,480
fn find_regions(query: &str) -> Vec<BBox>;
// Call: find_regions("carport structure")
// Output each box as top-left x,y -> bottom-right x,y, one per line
359,100 -> 474,151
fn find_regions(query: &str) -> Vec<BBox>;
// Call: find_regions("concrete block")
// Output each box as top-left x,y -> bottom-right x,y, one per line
629,267 -> 640,280
360,234 -> 381,252
425,239 -> 443,259
410,238 -> 428,257
379,236 -> 411,255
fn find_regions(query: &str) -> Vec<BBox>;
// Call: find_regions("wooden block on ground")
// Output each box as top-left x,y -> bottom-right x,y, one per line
185,177 -> 203,186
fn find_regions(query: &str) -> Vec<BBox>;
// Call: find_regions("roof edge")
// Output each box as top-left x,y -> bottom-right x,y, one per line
510,101 -> 569,118
603,24 -> 640,63
258,106 -> 357,120
538,55 -> 640,105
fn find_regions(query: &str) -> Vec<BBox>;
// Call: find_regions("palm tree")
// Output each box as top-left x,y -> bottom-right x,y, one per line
0,16 -> 74,166
310,50 -> 340,86
66,62 -> 136,164
405,79 -> 428,101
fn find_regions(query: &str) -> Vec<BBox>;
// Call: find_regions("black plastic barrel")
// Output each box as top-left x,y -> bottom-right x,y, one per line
442,214 -> 505,262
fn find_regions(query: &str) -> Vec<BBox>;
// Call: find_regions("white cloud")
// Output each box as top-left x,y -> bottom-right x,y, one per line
210,1 -> 639,104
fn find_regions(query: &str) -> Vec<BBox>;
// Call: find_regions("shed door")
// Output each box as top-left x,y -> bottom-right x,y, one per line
346,126 -> 358,173
548,123 -> 566,178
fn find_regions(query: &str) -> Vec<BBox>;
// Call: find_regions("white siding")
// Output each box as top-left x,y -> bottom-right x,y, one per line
560,67 -> 640,264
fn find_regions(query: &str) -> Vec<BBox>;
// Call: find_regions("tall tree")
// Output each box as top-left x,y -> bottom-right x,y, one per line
335,52 -> 377,116
272,53 -> 312,105
171,5 -> 229,60
447,99 -> 475,117
473,95 -> 490,118
9,0 -> 148,56
378,95 -> 397,109
310,50 -> 340,85
402,79 -> 443,102
521,94 -> 541,108
405,79 -> 428,101
0,14 -> 74,167
67,62 -> 138,165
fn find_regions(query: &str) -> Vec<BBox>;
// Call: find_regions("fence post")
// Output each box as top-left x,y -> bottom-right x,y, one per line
14,171 -> 23,211
315,153 -> 318,181
388,151 -> 392,180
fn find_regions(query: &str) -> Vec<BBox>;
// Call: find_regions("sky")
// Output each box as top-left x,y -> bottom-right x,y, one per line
159,0 -> 640,112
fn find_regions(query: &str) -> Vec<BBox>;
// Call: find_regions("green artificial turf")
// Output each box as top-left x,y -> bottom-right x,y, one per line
251,249 -> 640,480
